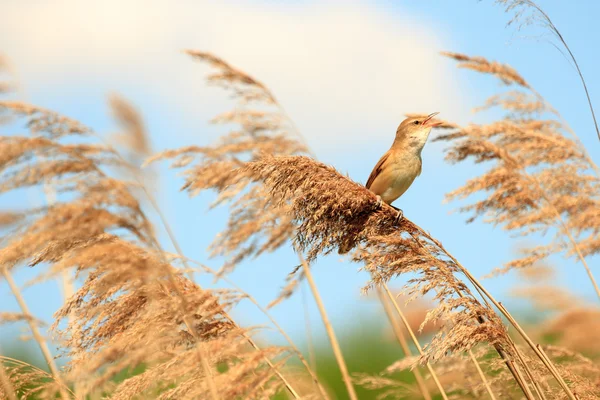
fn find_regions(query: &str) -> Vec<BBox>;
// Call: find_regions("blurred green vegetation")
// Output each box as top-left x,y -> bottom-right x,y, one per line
1,316 -> 432,399
2,312 -> 568,399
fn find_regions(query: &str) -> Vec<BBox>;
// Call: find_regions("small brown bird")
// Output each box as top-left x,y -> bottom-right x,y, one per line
366,112 -> 441,220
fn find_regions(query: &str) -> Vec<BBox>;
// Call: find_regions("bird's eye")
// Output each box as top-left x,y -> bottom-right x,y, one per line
413,120 -> 420,125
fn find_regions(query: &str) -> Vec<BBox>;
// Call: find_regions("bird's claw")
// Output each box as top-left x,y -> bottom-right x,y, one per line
395,209 -> 404,223
375,195 -> 383,209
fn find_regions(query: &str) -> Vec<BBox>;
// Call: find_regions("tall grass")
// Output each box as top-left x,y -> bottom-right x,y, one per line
1,3 -> 600,399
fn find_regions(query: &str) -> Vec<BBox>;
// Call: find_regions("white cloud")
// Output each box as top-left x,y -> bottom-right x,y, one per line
0,0 -> 471,150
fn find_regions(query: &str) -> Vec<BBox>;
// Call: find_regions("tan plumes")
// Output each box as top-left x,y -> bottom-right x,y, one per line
186,50 -> 276,104
52,237 -> 282,398
474,91 -> 548,115
436,53 -> 600,295
0,101 -> 90,138
441,52 -> 529,87
0,357 -> 75,400
353,372 -> 425,400
0,312 -> 45,326
0,212 -> 24,228
109,93 -> 151,159
542,309 -> 600,355
527,346 -> 600,400
151,51 -> 307,276
210,154 -> 515,365
0,101 -> 292,399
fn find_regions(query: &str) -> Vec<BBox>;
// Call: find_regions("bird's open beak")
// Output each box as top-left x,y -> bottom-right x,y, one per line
423,112 -> 442,127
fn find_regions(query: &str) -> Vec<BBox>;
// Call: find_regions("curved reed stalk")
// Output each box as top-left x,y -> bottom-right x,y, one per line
0,101 -> 293,399
496,0 -> 600,142
235,154 -> 576,398
185,258 -> 329,399
105,99 -> 302,399
375,287 -> 432,400
296,249 -> 358,400
0,268 -> 71,400
381,284 -> 449,400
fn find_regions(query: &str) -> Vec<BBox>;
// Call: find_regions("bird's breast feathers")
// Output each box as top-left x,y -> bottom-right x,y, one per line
368,152 -> 422,204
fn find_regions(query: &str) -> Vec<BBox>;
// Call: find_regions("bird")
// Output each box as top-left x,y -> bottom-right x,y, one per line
366,112 -> 441,221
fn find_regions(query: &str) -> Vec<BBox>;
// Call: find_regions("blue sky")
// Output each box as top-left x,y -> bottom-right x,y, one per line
1,0 -> 599,358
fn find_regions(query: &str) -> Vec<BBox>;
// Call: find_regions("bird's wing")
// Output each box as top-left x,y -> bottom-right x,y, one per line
366,150 -> 390,190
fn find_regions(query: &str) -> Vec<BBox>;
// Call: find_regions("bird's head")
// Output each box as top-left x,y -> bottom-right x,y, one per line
395,112 -> 441,152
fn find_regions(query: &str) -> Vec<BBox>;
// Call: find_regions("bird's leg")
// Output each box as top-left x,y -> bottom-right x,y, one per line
375,195 -> 383,208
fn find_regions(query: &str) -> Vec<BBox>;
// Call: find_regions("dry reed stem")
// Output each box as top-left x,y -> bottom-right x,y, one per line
511,344 -> 548,400
188,259 -> 328,399
104,97 -> 302,399
406,231 -> 535,398
381,284 -> 449,400
440,250 -> 576,399
467,349 -> 498,400
141,186 -> 301,399
0,101 -> 291,398
376,287 -> 432,400
497,0 -> 600,142
239,153 -> 572,396
301,283 -> 320,396
1,268 -> 71,400
296,248 -> 357,400
414,224 -> 571,397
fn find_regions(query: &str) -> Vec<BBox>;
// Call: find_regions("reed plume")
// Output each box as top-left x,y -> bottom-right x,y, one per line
150,50 -> 600,399
437,52 -> 600,299
1,13 -> 599,396
0,99 -> 293,399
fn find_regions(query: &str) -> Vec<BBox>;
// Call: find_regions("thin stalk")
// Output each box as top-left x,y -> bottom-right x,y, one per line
524,1 -> 600,142
302,282 -> 322,398
1,268 -> 72,400
511,360 -> 537,400
223,272 -> 326,399
381,284 -> 449,400
82,138 -> 301,400
142,187 -> 301,399
510,343 -> 548,400
412,226 -> 575,399
467,350 -> 497,400
376,287 -> 432,400
296,249 -> 358,400
406,229 -> 536,399
155,278 -> 220,400
420,231 -> 575,399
